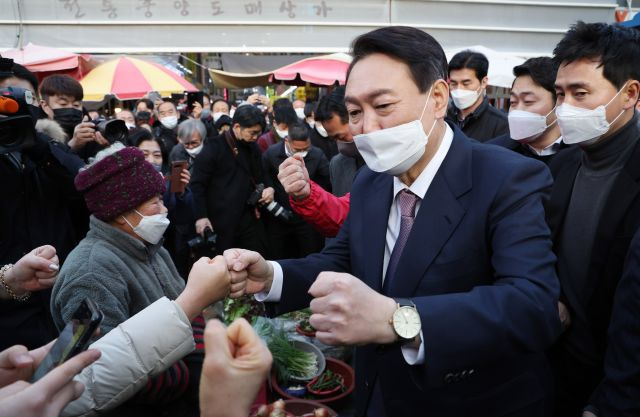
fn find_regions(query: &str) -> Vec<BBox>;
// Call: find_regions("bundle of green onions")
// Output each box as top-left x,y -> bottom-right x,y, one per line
269,329 -> 319,383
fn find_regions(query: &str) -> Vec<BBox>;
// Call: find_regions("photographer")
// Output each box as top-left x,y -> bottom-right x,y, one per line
39,75 -> 109,160
0,62 -> 86,351
191,105 -> 273,256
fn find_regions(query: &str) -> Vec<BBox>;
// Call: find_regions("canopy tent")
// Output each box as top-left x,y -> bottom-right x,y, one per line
1,42 -> 93,81
80,56 -> 197,101
445,45 -> 527,89
210,49 -> 524,90
209,53 -> 352,89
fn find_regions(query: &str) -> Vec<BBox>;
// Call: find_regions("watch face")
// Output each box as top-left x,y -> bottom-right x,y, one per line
392,306 -> 421,339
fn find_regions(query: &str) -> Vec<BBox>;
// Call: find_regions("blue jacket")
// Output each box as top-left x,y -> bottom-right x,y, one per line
276,126 -> 561,416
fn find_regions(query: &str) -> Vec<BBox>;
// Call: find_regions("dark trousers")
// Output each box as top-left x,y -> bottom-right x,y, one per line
550,345 -> 602,417
232,209 -> 269,257
266,217 -> 325,260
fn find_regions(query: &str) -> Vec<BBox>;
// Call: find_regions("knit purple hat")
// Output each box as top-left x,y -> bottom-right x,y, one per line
75,146 -> 165,221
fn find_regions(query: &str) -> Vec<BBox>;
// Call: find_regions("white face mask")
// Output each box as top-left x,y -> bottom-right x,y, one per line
451,86 -> 481,110
285,141 -> 308,158
161,116 -> 178,129
275,128 -> 288,139
295,108 -> 306,119
123,210 -> 170,244
555,85 -> 627,145
125,122 -> 136,130
315,122 -> 328,137
508,108 -> 556,143
354,88 -> 436,176
185,143 -> 203,157
213,112 -> 226,122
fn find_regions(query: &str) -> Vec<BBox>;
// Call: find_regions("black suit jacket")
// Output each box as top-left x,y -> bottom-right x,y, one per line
587,227 -> 640,416
546,126 -> 640,359
190,132 -> 266,252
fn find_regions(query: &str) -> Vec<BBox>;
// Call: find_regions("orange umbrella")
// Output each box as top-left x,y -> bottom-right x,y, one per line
80,57 -> 197,101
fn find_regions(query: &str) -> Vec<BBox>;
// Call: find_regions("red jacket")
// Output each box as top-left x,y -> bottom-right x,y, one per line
289,180 -> 350,238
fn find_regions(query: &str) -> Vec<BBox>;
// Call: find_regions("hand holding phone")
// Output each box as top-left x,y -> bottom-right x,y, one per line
170,160 -> 189,194
30,298 -> 103,382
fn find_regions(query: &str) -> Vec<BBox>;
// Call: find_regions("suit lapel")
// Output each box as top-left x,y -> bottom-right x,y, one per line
362,174 -> 393,293
386,167 -> 467,297
386,126 -> 471,297
547,154 -> 580,242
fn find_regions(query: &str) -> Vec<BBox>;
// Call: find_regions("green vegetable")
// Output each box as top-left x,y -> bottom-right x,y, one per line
309,369 -> 344,392
299,317 -> 315,333
269,329 -> 318,384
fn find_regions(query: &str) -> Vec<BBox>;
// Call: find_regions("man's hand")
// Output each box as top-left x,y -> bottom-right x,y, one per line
178,256 -> 231,320
195,218 -> 213,236
180,169 -> 191,186
309,272 -> 398,346
200,319 -> 272,417
223,249 -> 274,298
558,301 -> 571,332
278,155 -> 311,200
0,342 -> 53,386
246,94 -> 260,105
192,101 -> 203,119
3,246 -> 59,298
583,412 -> 597,417
258,187 -> 275,205
67,122 -> 96,151
0,348 -> 100,417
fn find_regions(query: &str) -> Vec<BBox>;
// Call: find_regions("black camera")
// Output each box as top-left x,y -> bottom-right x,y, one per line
0,86 -> 37,154
247,183 -> 294,222
91,118 -> 128,144
188,226 -> 218,254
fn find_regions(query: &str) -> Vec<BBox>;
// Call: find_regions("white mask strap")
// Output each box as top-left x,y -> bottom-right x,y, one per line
418,87 -> 433,121
605,81 -> 629,108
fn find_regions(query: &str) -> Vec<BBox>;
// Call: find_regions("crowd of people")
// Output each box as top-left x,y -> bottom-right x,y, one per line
0,18 -> 639,417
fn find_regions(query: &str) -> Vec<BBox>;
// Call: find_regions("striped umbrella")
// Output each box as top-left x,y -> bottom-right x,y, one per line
80,56 -> 197,101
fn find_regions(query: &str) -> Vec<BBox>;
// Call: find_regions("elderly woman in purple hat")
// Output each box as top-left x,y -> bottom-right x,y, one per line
50,143 -> 230,416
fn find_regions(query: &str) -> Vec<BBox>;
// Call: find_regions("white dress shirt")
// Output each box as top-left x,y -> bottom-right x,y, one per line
257,123 -> 455,366
527,136 -> 563,156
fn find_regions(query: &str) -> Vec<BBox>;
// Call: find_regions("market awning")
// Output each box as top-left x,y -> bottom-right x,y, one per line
1,42 -> 93,80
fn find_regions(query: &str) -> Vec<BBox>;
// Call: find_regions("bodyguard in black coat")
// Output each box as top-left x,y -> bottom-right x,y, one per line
190,105 -> 273,256
545,22 -> 640,417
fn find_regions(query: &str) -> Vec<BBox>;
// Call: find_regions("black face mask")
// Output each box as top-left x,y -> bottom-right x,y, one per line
53,107 -> 84,138
337,140 -> 360,158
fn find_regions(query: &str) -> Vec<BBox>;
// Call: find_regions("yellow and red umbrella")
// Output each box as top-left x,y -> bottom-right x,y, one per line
80,56 -> 197,101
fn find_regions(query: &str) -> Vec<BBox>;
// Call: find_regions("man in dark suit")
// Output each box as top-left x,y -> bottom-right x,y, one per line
190,105 -> 274,255
488,57 -> 569,165
544,22 -> 640,417
582,227 -> 640,417
262,122 -> 331,259
224,26 -> 560,416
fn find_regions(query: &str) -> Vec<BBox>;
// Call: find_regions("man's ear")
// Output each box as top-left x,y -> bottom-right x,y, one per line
40,99 -> 54,120
623,80 -> 640,110
480,76 -> 489,90
432,79 -> 450,119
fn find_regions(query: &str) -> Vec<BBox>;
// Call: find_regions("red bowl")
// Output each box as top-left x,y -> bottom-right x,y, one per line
271,358 -> 355,407
251,400 -> 336,417
295,324 -> 316,338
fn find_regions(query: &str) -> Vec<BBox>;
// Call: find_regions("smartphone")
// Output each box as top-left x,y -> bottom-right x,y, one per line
170,160 -> 189,194
186,91 -> 204,112
31,298 -> 103,382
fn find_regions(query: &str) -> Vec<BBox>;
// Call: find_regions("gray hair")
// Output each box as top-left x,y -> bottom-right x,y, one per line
177,119 -> 207,143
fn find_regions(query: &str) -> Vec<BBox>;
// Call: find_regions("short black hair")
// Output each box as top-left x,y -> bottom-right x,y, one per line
553,21 -> 640,89
0,62 -> 39,93
157,99 -> 176,111
211,98 -> 230,111
232,104 -> 265,129
315,86 -> 348,124
448,50 -> 489,81
513,57 -> 560,101
304,101 -> 316,118
128,127 -> 154,147
272,98 -> 298,126
348,26 -> 448,93
135,98 -> 154,111
288,122 -> 310,141
39,74 -> 83,101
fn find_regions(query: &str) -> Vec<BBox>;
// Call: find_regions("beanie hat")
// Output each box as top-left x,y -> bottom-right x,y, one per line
75,146 -> 166,221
